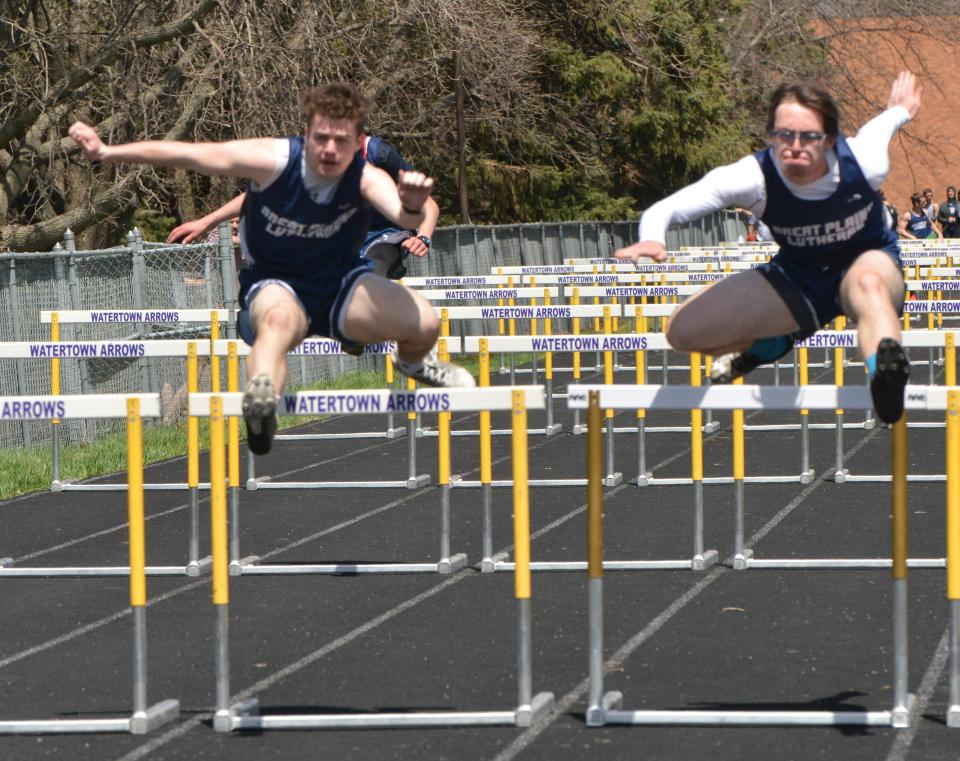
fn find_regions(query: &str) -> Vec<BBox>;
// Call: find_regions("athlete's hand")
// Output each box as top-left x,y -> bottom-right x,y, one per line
888,71 -> 922,120
167,219 -> 210,244
614,241 -> 668,264
68,121 -> 110,161
396,170 -> 434,215
402,236 -> 429,257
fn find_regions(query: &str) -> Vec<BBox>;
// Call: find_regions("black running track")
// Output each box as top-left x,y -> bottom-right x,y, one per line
0,354 -> 956,761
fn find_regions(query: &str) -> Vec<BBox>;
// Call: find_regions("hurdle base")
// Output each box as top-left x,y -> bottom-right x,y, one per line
602,472 -> 624,487
438,553 -> 469,574
946,704 -> 960,728
892,695 -> 915,729
572,422 -> 587,435
733,549 -> 753,570
598,706 -> 909,726
799,468 -> 816,485
703,420 -> 720,433
831,468 -> 849,484
691,550 -> 719,571
587,691 -> 624,727
185,556 -> 213,578
229,555 -> 260,576
130,699 -> 181,735
634,472 -> 654,486
0,557 -> 11,568
222,693 -> 551,730
407,473 -> 431,490
515,692 -> 555,728
480,552 -> 510,573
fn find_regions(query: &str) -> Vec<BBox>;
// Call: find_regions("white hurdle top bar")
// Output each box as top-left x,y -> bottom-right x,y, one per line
40,309 -> 232,324
566,384 -> 946,411
0,340 -> 213,358
189,386 -> 546,417
0,394 -> 160,419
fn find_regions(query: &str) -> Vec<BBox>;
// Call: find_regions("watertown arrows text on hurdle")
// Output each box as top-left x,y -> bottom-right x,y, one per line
530,336 -> 649,352
282,391 -> 451,414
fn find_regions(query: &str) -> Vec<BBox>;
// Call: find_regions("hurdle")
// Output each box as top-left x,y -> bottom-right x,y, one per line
216,338 -> 448,491
193,351 -> 474,575
577,385 -> 920,727
38,309 -> 228,491
192,386 -> 555,730
0,394 -> 179,733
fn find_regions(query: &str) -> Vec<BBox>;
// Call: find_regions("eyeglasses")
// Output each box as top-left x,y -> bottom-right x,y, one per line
769,129 -> 827,146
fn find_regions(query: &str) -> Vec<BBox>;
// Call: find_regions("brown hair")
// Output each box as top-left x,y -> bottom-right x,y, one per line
766,81 -> 839,137
299,83 -> 371,132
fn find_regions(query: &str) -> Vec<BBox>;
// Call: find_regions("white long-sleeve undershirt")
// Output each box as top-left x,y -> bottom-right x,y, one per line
638,106 -> 911,244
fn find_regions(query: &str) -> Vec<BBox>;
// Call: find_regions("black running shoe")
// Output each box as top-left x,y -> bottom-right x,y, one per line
870,338 -> 910,424
710,352 -> 766,384
243,373 -> 279,455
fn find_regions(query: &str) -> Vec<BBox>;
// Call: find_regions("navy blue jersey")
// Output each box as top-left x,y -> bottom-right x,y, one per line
755,136 -> 897,267
363,135 -> 413,233
241,136 -> 370,278
906,210 -> 935,239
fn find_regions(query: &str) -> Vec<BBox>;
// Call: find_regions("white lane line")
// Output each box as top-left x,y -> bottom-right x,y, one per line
883,625 -> 951,761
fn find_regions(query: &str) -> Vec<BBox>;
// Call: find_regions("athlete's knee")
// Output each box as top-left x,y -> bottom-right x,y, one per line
850,268 -> 894,301
256,303 -> 301,336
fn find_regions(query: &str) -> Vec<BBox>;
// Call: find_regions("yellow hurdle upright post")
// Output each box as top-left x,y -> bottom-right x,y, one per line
634,311 -> 651,485
186,342 -> 202,575
479,340 -> 500,571
126,397 -> 149,717
208,395 -> 233,729
600,307 -> 622,486
585,390 -> 608,725
210,311 -> 221,393
947,333 -> 957,387
436,338 -> 458,573
689,353 -> 717,570
890,413 -> 911,727
227,342 -> 242,572
572,288 -> 584,433
831,315 -> 848,483
798,347 -> 814,483
511,389 -> 534,716
543,291 -> 559,435
50,312 -> 63,485
732,377 -> 750,569
947,390 -> 960,726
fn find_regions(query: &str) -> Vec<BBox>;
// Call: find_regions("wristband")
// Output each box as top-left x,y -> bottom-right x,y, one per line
416,234 -> 432,249
402,203 -> 423,215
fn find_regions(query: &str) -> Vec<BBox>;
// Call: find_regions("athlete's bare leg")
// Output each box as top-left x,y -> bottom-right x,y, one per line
246,284 -> 309,393
342,274 -> 438,363
838,249 -> 905,359
665,269 -> 800,355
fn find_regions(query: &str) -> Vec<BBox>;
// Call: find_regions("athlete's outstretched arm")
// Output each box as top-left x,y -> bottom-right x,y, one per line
68,121 -> 277,187
167,194 -> 246,243
360,163 -> 433,230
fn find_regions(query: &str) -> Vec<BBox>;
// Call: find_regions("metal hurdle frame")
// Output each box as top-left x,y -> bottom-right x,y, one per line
218,338 -> 451,491
0,340 -> 215,577
0,394 -> 179,733
192,386 -> 555,731
194,344 -> 471,575
576,384 -> 920,728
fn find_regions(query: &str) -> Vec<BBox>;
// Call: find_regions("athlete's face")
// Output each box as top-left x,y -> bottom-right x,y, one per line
303,115 -> 362,179
770,99 -> 835,185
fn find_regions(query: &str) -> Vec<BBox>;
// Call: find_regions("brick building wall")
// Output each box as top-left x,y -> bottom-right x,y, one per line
828,18 -> 960,214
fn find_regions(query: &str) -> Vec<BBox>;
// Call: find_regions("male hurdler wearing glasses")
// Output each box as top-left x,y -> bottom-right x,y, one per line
615,71 -> 922,424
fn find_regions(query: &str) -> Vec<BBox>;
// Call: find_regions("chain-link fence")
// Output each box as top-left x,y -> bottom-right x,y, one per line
0,211 -> 740,450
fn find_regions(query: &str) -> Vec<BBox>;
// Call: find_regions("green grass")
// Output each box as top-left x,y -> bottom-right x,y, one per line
0,350 -> 548,500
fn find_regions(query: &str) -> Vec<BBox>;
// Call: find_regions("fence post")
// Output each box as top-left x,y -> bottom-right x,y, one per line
64,229 -> 97,442
7,258 -> 32,448
217,222 -> 238,339
128,229 -> 153,396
